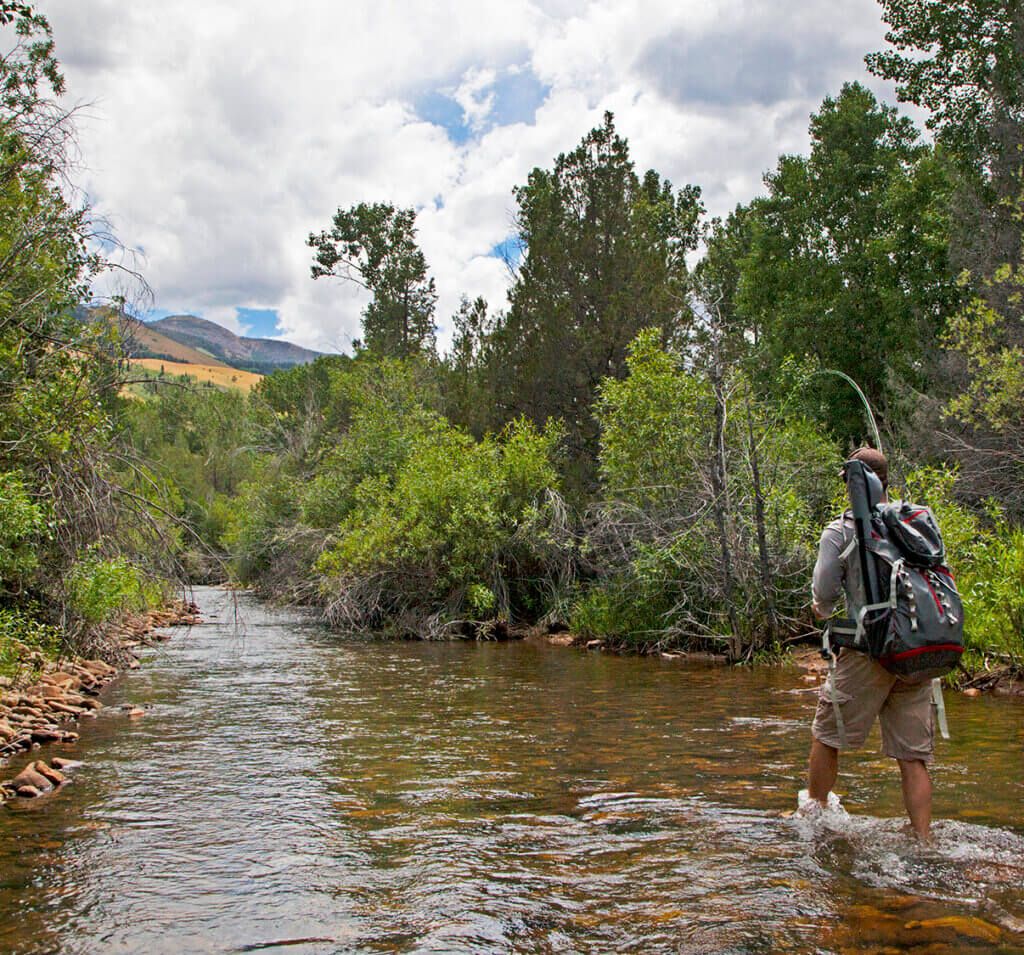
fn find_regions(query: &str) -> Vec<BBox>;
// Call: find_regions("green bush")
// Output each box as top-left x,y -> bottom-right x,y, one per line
65,545 -> 163,626
575,330 -> 841,653
0,608 -> 61,682
316,417 -> 564,632
901,466 -> 1024,662
0,470 -> 51,588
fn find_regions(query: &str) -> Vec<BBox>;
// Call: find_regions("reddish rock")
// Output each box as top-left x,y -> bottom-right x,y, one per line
30,727 -> 65,744
963,687 -> 981,698
15,785 -> 43,798
11,766 -> 52,791
49,757 -> 77,770
32,762 -> 66,786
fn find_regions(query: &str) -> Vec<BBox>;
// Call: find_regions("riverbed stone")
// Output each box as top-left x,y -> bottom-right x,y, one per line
32,762 -> 66,786
30,728 -> 66,744
49,757 -> 77,770
11,766 -> 52,791
15,785 -> 43,798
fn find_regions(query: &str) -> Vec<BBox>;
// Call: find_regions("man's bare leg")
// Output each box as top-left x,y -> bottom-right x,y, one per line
898,758 -> 931,843
807,738 -> 839,804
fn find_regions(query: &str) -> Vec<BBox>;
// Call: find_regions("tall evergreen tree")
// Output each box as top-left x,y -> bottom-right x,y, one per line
486,112 -> 703,487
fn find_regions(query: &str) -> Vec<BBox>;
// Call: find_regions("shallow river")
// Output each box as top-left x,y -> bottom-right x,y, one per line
1,587 -> 1023,953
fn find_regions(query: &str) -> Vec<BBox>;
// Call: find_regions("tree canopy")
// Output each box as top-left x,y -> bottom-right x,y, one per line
308,201 -> 437,358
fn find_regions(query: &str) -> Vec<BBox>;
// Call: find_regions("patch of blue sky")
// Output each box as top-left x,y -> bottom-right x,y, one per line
490,236 -> 525,267
143,307 -> 176,322
489,67 -> 550,128
236,307 -> 282,338
414,65 -> 550,146
415,90 -> 473,145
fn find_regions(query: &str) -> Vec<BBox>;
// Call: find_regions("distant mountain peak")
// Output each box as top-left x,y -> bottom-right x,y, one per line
146,314 -> 322,374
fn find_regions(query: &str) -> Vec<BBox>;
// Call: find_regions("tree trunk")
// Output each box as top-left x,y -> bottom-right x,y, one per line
746,390 -> 777,647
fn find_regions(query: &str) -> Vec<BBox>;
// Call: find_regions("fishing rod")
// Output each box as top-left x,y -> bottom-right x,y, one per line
805,369 -> 886,652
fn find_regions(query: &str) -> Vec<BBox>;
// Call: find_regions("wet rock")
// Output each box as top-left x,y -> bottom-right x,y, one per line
40,671 -> 76,687
12,706 -> 43,718
963,687 -> 981,698
30,727 -> 67,744
82,659 -> 116,677
586,639 -> 603,649
32,762 -> 66,786
11,766 -> 53,792
0,720 -> 16,741
49,757 -> 78,770
121,705 -> 145,718
15,785 -> 43,798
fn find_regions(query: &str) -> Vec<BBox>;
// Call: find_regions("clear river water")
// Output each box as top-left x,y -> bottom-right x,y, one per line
1,587 -> 1022,953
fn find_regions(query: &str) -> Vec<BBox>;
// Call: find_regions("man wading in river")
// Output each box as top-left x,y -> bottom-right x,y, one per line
804,447 -> 935,842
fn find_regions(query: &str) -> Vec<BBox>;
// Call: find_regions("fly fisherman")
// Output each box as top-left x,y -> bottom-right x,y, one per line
804,447 -> 935,842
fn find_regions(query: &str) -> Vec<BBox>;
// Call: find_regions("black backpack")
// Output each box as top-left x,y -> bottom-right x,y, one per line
827,501 -> 964,682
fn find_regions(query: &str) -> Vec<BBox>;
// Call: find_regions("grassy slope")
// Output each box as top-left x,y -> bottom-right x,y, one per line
126,321 -> 232,368
128,359 -> 262,393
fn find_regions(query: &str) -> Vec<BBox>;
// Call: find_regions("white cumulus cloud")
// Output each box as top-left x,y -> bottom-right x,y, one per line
40,0 -> 905,351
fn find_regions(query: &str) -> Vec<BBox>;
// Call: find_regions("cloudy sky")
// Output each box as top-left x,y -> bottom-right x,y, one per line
44,0 -> 907,352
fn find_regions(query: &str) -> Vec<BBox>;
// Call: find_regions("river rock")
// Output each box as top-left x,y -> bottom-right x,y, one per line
15,785 -> 43,798
40,671 -> 76,687
963,687 -> 981,698
50,757 -> 78,770
82,659 -> 117,676
0,720 -> 16,741
37,684 -> 69,700
12,706 -> 43,718
11,766 -> 53,791
32,762 -> 66,786
30,727 -> 66,744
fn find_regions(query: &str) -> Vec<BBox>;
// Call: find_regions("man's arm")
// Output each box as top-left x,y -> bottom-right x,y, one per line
811,523 -> 846,620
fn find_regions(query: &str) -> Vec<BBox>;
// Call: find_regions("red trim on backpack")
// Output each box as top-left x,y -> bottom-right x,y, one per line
888,644 -> 963,662
922,576 -> 944,614
902,509 -> 926,522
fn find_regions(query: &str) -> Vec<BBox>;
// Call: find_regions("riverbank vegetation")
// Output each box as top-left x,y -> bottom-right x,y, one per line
0,2 -> 174,682
2,0 -> 1022,678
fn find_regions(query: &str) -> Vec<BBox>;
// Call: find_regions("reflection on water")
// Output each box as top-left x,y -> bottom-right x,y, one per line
0,587 -> 1021,953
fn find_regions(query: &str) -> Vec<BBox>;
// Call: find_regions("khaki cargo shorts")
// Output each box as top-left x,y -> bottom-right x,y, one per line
812,649 -> 935,762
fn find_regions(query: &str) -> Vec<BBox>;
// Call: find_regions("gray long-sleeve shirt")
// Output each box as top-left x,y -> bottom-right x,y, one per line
811,512 -> 867,620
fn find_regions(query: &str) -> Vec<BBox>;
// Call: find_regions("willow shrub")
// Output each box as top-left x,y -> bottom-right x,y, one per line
901,467 -> 1024,663
573,330 -> 840,653
315,418 -> 565,635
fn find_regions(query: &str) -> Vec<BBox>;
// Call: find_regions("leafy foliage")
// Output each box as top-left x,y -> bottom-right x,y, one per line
724,83 -> 958,434
484,113 -> 703,488
308,202 -> 437,357
866,0 -> 1024,172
